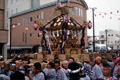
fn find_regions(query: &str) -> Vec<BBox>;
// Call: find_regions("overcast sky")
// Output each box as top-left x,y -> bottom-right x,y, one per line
84,0 -> 120,36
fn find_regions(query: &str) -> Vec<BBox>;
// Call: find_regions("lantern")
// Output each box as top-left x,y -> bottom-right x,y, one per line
33,21 -> 38,30
96,38 -> 97,40
90,39 -> 92,42
104,39 -> 106,41
102,16 -> 104,18
108,41 -> 110,43
12,25 -> 16,29
63,14 -> 70,23
39,32 -> 42,36
95,14 -> 96,17
104,13 -> 106,15
117,10 -> 119,13
110,12 -> 112,14
110,17 -> 112,19
87,21 -> 92,29
25,28 -> 28,31
99,14 -> 101,16
57,1 -> 61,9
118,18 -> 120,20
111,42 -> 113,44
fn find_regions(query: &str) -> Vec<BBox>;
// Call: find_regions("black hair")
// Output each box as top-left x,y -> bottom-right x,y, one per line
10,61 -> 16,64
28,60 -> 30,64
10,71 -> 25,80
102,61 -> 111,68
54,60 -> 60,65
34,62 -> 41,70
42,60 -> 47,63
68,62 -> 79,80
48,62 -> 55,68
69,57 -> 75,61
23,65 -> 31,71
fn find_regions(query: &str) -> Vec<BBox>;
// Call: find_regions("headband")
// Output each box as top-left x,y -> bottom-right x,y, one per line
10,63 -> 16,66
23,67 -> 32,71
103,66 -> 111,70
68,68 -> 80,73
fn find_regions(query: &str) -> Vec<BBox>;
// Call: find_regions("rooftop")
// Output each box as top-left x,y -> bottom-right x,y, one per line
9,0 -> 88,19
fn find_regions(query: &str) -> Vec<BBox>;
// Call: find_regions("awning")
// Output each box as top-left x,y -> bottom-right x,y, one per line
7,46 -> 33,50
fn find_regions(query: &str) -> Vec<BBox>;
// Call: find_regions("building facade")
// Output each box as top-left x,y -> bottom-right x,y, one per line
99,29 -> 120,50
7,0 -> 33,46
0,0 -> 8,59
9,0 -> 88,53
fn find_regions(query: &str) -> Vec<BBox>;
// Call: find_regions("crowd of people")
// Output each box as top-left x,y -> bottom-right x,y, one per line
0,53 -> 120,80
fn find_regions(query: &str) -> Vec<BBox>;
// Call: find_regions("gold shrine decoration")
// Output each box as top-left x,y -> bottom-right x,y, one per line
82,21 -> 87,27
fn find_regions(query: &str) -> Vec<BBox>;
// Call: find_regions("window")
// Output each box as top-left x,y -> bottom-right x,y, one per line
37,15 -> 40,18
79,8 -> 81,16
25,18 -> 27,27
75,7 -> 78,15
29,17 -> 32,22
23,32 -> 24,42
72,7 -> 74,15
38,33 -> 40,37
81,9 -> 83,17
25,34 -> 27,43
101,40 -> 104,44
16,8 -> 18,13
23,18 -> 24,26
101,35 -> 104,38
41,12 -> 44,19
111,34 -> 113,36
30,33 -> 33,37
108,34 -> 110,36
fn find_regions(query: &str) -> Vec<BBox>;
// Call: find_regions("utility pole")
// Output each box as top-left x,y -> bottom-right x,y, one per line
105,29 -> 108,51
90,7 -> 97,52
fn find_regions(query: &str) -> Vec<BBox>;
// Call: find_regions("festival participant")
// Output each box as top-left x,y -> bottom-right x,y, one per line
43,62 -> 57,80
96,56 -> 102,67
68,62 -> 80,80
89,58 -> 104,80
77,62 -> 90,80
27,62 -> 45,80
68,57 -> 75,63
10,71 -> 25,80
83,62 -> 92,76
54,60 -> 67,80
7,62 -> 17,77
0,74 -> 10,80
102,61 -> 113,80
113,57 -> 120,79
108,54 -> 117,70
23,65 -> 32,80
61,60 -> 69,80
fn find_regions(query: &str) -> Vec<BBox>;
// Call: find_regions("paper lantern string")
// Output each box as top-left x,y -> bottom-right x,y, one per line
95,11 -> 120,16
